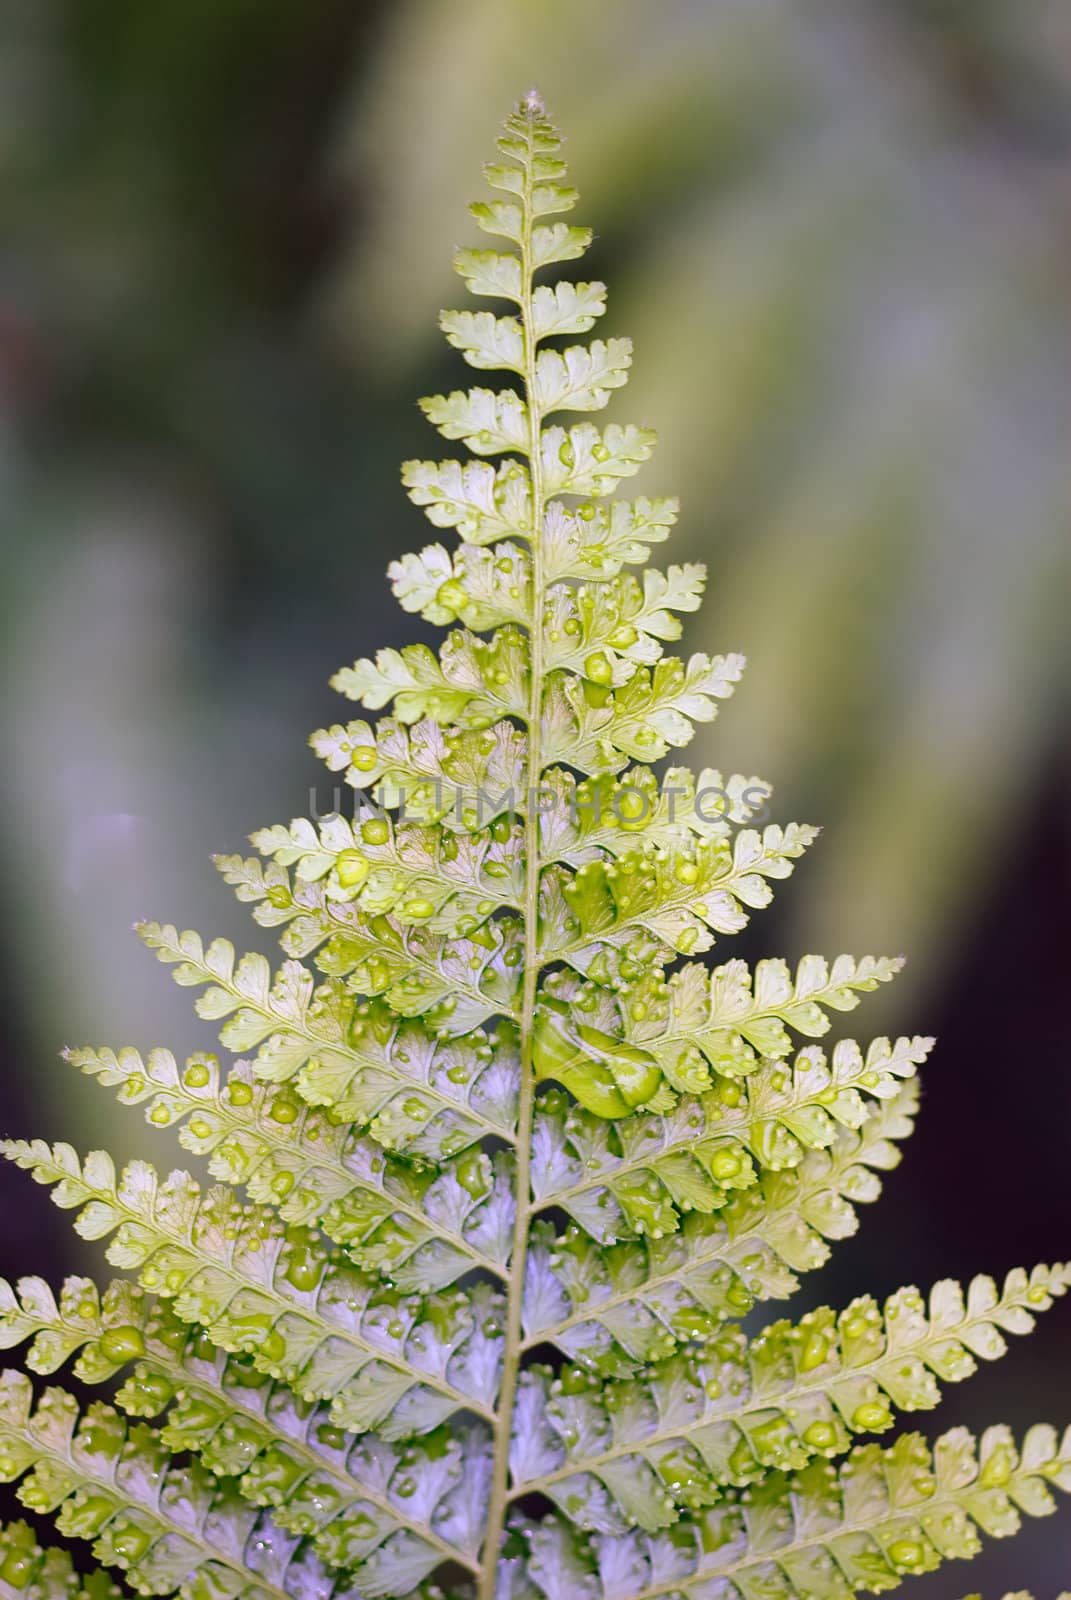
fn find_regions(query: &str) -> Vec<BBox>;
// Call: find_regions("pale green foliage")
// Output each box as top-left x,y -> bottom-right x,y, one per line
0,93 -> 1067,1600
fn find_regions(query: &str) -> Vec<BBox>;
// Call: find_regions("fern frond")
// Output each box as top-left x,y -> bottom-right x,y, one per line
539,425 -> 658,498
543,950 -> 906,1090
134,922 -> 519,1145
536,766 -> 773,866
388,538 -> 531,630
440,308 -> 525,373
0,1142 -> 501,1434
524,1088 -> 921,1373
512,1266 -> 1071,1530
64,1050 -> 513,1285
539,493 -> 674,578
519,1426 -> 1071,1597
142,912 -> 524,1039
542,564 -> 706,675
332,629 -> 529,728
161,1379 -> 489,1584
420,387 -> 529,456
0,1374 -> 259,1595
311,714 -> 527,832
313,914 -> 524,1032
0,1371 -> 434,1600
2,92 -> 1064,1600
400,458 -> 532,543
0,1278 -> 483,1580
547,827 -> 816,969
529,1034 -> 931,1238
247,811 -> 523,932
541,652 -> 747,771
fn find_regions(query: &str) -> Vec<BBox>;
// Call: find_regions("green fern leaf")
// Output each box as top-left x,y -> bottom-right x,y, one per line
246,810 -> 523,934
523,1087 -> 922,1373
1,91 -> 1066,1600
1,1141 -> 500,1434
528,1032 -> 931,1238
0,1521 -> 118,1600
63,1050 -> 512,1285
0,1277 -> 484,1581
511,1265 -> 1071,1531
135,920 -> 520,1138
519,1425 -> 1071,1596
0,1371 -> 455,1600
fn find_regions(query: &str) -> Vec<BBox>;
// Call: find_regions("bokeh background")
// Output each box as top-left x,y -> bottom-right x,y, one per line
1,0 -> 1070,1590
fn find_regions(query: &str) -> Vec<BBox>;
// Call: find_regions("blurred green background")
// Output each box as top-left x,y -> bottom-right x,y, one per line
1,1 -> 1069,1589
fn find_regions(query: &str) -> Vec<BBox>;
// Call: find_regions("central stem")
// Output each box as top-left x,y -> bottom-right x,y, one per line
478,102 -> 547,1600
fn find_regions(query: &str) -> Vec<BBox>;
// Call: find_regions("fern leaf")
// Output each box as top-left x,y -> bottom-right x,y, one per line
2,92 -> 1065,1600
0,1372 -> 260,1597
311,714 -> 528,830
388,540 -> 532,630
511,1266 -> 1071,1530
529,1034 -> 931,1238
331,629 -> 529,727
536,765 -> 773,866
452,246 -> 523,303
215,845 -> 529,1038
0,1371 -> 439,1600
0,1142 -> 500,1435
532,338 -> 632,414
440,309 -> 525,373
311,914 -> 524,1032
542,565 -> 705,679
530,280 -> 607,338
520,1426 -> 1071,1597
246,809 -> 523,931
401,458 -> 532,543
542,653 -> 747,771
64,1050 -> 512,1285
419,387 -> 529,456
548,828 -> 817,971
546,950 -> 906,1087
525,1088 -> 921,1374
540,494 -> 676,578
136,920 -> 521,1131
161,1376 -> 489,1585
0,1278 -> 484,1583
540,423 -> 658,498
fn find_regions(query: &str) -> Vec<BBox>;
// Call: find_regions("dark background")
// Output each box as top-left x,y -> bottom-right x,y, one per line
1,1 -> 1069,1591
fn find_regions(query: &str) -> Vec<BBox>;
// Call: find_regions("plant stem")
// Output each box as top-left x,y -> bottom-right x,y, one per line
478,97 -> 546,1600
